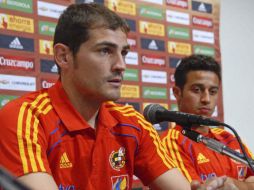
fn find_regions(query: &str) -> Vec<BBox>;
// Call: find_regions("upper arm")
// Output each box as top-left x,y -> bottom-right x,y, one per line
162,130 -> 200,182
0,102 -> 51,177
149,168 -> 191,190
18,172 -> 58,190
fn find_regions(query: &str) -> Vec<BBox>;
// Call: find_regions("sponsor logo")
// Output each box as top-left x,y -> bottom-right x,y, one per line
40,59 -> 58,74
60,152 -> 73,168
140,0 -> 163,5
169,73 -> 175,83
168,41 -> 192,55
109,147 -> 126,171
193,45 -> 215,57
142,87 -> 167,99
141,70 -> 167,84
58,184 -> 76,190
125,51 -> 138,65
41,78 -> 56,89
125,18 -> 136,32
123,69 -> 139,81
166,0 -> 188,9
111,175 -> 128,190
197,153 -> 210,164
141,38 -> 165,51
237,165 -> 247,180
9,37 -> 23,49
108,0 -> 136,15
0,34 -> 34,52
39,39 -> 53,55
76,0 -> 104,3
139,5 -> 163,20
192,15 -> 213,28
192,29 -> 214,44
192,1 -> 212,14
169,57 -> 181,68
0,54 -> 34,71
0,0 -> 33,13
170,103 -> 178,111
0,13 -> 34,33
169,88 -> 176,100
167,26 -> 190,40
139,21 -> 165,37
39,21 -> 56,36
127,36 -> 137,49
200,173 -> 216,181
141,54 -> 166,67
153,121 -> 169,131
211,106 -> 218,117
0,95 -> 18,108
121,85 -> 140,98
166,10 -> 190,25
37,1 -> 66,19
0,74 -> 36,91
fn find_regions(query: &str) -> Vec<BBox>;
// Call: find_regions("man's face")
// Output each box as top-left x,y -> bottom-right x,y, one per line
65,28 -> 129,102
174,70 -> 220,117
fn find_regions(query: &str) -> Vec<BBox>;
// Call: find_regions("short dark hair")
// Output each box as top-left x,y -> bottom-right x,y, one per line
174,54 -> 221,89
54,3 -> 130,73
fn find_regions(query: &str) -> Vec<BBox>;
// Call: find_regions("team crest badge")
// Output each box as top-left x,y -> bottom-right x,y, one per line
109,147 -> 126,171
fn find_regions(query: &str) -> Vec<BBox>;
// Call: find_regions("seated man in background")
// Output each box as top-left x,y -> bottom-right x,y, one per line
161,54 -> 254,189
0,3 -> 233,190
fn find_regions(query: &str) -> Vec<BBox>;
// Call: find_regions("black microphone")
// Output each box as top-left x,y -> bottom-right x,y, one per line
143,104 -> 224,126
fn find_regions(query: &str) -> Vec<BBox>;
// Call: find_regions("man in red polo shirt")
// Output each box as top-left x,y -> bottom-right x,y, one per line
161,54 -> 254,189
0,3 -> 235,190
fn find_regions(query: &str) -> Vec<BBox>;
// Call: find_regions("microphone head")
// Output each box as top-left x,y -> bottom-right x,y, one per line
143,104 -> 166,124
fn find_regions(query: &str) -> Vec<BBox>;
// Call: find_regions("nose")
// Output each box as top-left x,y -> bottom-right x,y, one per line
112,53 -> 126,72
201,90 -> 210,104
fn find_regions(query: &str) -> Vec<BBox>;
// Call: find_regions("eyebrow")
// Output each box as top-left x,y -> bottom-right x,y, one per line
191,83 -> 219,89
94,41 -> 130,50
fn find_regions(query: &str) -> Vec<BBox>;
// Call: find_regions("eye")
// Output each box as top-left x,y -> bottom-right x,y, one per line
209,88 -> 218,95
121,49 -> 129,57
191,86 -> 201,93
100,47 -> 112,56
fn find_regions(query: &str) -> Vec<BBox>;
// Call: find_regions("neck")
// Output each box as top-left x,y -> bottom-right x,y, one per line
61,80 -> 101,129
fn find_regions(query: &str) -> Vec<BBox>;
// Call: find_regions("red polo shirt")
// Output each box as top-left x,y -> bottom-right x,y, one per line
0,81 -> 175,190
161,125 -> 254,182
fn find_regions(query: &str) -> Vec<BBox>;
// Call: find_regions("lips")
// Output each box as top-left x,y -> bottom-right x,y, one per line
107,77 -> 122,87
198,107 -> 211,115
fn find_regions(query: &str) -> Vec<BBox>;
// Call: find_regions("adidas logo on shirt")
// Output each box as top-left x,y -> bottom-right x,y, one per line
9,37 -> 24,50
197,153 -> 210,164
60,152 -> 73,168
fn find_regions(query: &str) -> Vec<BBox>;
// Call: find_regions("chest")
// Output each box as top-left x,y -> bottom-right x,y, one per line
187,141 -> 248,181
45,121 -> 140,189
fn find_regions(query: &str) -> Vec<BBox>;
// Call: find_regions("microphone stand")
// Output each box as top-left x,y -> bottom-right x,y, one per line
181,127 -> 254,168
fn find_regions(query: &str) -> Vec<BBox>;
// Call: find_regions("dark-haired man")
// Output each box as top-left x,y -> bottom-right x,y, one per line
162,54 -> 254,189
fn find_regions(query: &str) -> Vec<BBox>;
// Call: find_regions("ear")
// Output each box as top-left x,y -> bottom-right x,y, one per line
173,86 -> 182,102
54,43 -> 71,70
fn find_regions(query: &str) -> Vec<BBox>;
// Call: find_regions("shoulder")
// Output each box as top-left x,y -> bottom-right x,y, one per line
161,125 -> 183,140
104,101 -> 145,122
211,127 -> 234,138
0,89 -> 49,122
104,101 -> 154,130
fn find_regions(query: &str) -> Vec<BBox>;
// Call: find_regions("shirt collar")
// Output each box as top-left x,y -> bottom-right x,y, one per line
48,80 -> 118,132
